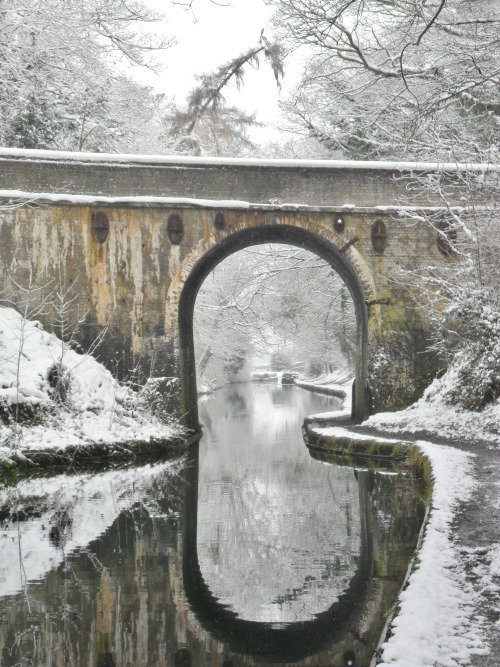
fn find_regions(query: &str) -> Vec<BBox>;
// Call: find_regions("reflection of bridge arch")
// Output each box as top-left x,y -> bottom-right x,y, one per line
177,225 -> 373,428
181,444 -> 375,664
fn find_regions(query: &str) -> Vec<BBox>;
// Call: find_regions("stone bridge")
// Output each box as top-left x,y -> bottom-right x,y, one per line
0,148 -> 478,427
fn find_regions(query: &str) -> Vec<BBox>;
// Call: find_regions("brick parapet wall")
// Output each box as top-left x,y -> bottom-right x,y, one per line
0,151 -> 473,208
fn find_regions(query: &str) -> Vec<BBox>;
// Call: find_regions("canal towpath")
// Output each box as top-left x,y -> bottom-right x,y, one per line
303,372 -> 500,667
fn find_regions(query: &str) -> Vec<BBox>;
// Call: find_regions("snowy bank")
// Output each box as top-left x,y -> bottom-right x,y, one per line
0,307 -> 185,465
296,369 -> 353,409
304,418 -> 490,666
366,366 -> 500,445
303,359 -> 500,666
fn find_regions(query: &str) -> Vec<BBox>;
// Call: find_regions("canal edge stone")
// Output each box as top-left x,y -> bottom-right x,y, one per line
303,422 -> 433,500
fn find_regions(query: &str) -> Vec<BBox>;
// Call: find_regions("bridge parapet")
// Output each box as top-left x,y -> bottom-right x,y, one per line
0,148 -> 480,207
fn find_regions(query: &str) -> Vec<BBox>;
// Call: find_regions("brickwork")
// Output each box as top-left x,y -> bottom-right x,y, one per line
0,150 -> 468,423
0,151 -> 470,207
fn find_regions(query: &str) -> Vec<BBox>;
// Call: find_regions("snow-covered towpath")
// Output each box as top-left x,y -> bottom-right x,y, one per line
302,374 -> 500,666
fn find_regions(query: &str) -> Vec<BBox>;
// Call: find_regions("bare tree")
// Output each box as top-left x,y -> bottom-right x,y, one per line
268,0 -> 499,161
171,0 -> 233,24
0,0 -> 171,151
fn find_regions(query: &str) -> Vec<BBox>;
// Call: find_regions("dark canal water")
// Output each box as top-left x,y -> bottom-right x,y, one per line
0,383 -> 426,666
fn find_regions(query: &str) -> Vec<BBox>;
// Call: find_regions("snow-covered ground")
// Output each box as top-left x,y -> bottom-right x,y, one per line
0,307 -> 183,458
303,363 -> 500,447
303,367 -> 500,667
377,440 -> 489,666
366,376 -> 500,666
296,368 -> 352,407
366,367 -> 500,445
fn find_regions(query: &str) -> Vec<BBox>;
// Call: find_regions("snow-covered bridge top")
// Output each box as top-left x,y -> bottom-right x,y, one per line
0,146 -> 495,171
0,147 -> 494,211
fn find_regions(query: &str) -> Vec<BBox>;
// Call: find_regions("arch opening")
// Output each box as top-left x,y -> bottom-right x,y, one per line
194,244 -> 357,391
178,225 -> 369,430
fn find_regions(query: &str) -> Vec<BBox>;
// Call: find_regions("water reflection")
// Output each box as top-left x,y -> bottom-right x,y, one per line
196,384 -> 360,624
184,443 -> 376,662
0,384 -> 426,666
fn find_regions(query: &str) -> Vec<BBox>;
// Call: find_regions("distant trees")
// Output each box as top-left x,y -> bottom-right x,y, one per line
193,260 -> 255,386
0,0 -> 285,156
194,245 -> 356,386
0,0 -> 170,151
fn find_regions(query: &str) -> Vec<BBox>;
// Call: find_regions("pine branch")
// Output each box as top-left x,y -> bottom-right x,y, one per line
171,33 -> 284,137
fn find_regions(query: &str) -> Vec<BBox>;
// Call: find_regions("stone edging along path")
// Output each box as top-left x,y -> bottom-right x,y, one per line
303,415 -> 434,664
303,413 -> 432,484
0,431 -> 201,482
303,412 -> 500,667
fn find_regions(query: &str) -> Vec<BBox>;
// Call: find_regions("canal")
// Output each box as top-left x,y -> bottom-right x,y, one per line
0,383 -> 426,666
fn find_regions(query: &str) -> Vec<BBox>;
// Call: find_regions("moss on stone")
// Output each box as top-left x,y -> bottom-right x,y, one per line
304,423 -> 434,504
0,431 -> 199,483
407,444 -> 434,504
305,425 -> 407,460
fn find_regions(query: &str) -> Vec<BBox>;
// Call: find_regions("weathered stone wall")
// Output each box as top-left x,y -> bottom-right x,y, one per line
0,149 -> 467,419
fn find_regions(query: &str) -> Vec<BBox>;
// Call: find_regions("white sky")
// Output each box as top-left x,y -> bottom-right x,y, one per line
141,0 -> 299,141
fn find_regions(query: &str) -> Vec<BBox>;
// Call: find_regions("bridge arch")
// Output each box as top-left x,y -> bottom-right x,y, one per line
176,223 -> 375,429
0,149 -> 461,418
180,445 -> 375,662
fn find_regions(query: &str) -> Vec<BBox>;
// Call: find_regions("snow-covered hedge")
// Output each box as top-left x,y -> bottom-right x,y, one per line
443,295 -> 500,410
